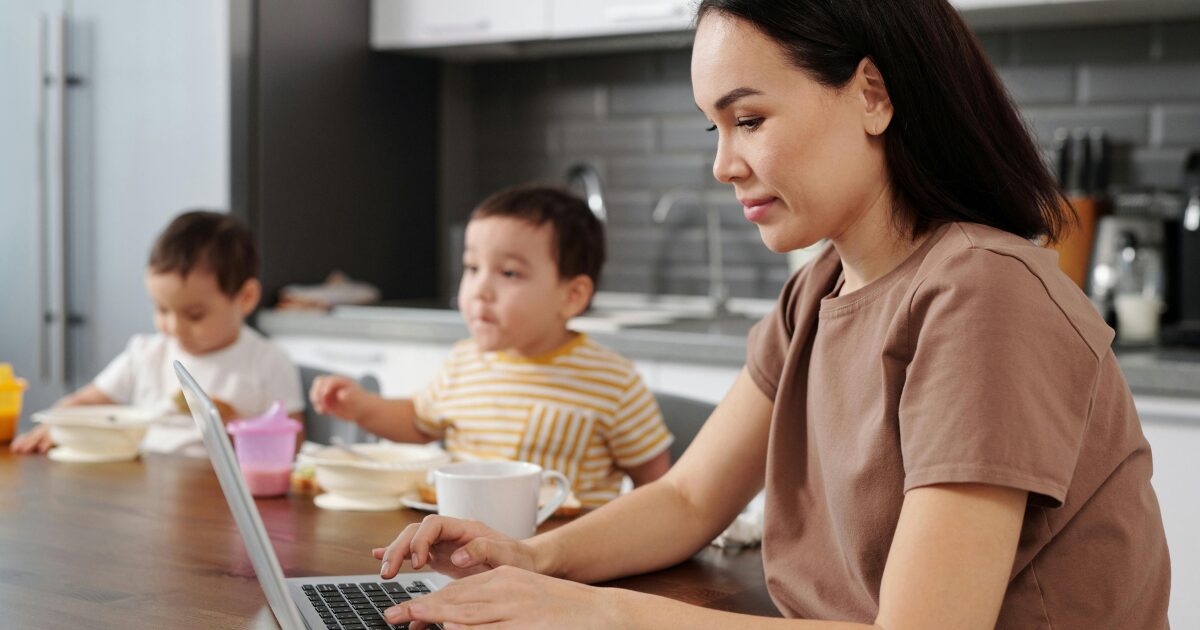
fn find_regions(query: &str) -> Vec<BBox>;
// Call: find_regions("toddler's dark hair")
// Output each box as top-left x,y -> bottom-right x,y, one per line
148,210 -> 259,297
471,185 -> 606,286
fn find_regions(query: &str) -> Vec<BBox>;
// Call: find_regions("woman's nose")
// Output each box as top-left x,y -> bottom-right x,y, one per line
712,137 -> 749,183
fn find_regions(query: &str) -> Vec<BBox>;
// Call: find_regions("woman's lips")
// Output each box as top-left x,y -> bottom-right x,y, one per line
741,197 -> 776,223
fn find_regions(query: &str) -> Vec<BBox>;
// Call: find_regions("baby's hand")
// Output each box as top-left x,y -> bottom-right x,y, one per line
9,424 -> 53,455
309,375 -> 370,423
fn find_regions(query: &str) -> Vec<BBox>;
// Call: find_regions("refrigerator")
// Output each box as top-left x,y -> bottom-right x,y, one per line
0,0 -> 229,427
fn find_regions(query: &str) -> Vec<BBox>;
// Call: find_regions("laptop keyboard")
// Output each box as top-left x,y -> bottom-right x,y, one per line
301,580 -> 442,630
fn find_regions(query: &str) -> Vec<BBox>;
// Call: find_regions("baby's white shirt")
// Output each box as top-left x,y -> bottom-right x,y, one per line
93,326 -> 304,418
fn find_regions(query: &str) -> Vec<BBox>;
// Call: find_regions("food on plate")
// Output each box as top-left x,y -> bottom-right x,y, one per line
173,389 -> 237,422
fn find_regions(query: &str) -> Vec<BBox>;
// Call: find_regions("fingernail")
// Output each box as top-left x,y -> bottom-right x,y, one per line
380,560 -> 389,575
451,549 -> 469,565
411,552 -> 419,568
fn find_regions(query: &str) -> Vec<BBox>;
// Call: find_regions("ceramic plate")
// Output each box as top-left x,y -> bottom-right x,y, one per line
399,492 -> 438,513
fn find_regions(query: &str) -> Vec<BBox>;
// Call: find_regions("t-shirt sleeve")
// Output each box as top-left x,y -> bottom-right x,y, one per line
92,340 -> 136,403
261,345 -> 305,415
607,372 -> 673,468
746,270 -> 806,401
899,249 -> 1101,507
411,362 -> 448,438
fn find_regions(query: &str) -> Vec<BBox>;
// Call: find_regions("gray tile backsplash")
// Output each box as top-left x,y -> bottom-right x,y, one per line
441,19 -> 1200,299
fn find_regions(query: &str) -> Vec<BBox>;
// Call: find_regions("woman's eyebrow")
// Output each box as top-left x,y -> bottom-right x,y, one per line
714,87 -> 763,111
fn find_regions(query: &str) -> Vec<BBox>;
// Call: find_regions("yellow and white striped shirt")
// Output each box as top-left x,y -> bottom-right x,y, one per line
413,334 -> 672,508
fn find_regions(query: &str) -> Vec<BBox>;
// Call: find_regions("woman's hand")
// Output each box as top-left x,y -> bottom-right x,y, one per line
373,515 -> 539,580
383,565 -> 619,630
308,375 -> 371,422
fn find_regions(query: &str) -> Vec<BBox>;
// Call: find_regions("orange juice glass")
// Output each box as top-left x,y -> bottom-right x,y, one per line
0,364 -> 28,444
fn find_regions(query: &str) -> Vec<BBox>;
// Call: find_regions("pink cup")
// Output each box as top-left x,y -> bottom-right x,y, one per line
226,401 -> 301,498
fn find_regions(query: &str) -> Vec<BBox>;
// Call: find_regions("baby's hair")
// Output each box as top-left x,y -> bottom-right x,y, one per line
148,210 -> 259,297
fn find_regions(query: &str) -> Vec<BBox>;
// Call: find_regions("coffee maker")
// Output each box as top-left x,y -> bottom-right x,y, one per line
1162,151 -> 1200,347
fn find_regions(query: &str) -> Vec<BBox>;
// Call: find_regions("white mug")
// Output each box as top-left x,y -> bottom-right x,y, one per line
433,461 -> 570,539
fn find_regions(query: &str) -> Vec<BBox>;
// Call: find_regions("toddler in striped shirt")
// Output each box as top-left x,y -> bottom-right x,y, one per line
310,184 -> 673,507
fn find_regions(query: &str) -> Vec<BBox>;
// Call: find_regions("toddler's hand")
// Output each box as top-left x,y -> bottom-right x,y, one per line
9,424 -> 53,455
309,375 -> 370,423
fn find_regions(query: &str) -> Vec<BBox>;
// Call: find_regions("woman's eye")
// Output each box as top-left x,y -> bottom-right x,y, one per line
736,117 -> 763,131
502,270 -> 520,279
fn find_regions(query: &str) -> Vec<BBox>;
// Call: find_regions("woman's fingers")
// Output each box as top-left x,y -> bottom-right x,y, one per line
385,575 -> 510,628
378,523 -> 422,578
451,537 -> 524,571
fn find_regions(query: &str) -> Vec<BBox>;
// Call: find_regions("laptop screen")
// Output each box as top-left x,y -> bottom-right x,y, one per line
174,360 -> 308,630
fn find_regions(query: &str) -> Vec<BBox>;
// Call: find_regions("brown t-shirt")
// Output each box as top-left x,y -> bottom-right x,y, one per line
747,222 -> 1170,628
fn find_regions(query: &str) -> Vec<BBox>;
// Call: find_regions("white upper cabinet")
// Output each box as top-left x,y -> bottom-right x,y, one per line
550,0 -> 695,39
371,0 -> 549,49
372,0 -> 1200,52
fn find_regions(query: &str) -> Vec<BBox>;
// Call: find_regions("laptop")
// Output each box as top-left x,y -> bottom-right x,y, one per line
174,360 -> 451,630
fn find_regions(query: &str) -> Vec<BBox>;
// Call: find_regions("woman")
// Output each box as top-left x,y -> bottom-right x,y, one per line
375,1 -> 1171,627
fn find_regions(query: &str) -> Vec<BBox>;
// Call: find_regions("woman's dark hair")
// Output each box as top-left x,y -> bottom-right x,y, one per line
697,0 -> 1073,243
149,210 -> 259,296
471,184 -> 606,286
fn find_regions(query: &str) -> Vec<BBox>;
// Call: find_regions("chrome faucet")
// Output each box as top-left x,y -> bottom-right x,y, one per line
566,162 -> 607,223
653,188 -> 729,318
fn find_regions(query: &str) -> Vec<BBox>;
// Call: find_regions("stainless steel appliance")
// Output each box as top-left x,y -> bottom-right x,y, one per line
1163,151 -> 1200,347
0,1 -> 228,420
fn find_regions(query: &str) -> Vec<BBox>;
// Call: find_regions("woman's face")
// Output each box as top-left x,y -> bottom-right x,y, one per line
691,13 -> 891,252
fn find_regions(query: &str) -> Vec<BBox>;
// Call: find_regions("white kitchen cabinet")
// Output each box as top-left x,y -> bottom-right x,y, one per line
371,0 -> 549,49
550,0 -> 695,39
1136,395 -> 1200,630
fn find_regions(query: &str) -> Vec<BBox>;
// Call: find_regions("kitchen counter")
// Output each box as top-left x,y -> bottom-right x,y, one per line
257,307 -> 1200,399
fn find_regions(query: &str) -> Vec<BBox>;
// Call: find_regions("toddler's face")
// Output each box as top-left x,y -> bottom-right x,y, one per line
457,216 -> 585,356
145,268 -> 257,356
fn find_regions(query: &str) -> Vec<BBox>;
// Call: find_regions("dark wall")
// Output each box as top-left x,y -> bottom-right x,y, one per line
231,0 -> 439,306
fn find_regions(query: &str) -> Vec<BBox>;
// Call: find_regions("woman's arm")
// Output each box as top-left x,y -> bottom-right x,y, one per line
517,367 -> 775,583
390,482 -> 1027,630
623,449 -> 669,487
385,368 -> 772,581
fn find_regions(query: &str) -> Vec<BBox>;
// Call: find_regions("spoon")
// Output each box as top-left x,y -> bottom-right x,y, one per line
330,436 -> 378,462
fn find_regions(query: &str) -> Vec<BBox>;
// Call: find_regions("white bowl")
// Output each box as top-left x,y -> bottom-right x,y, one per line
34,405 -> 158,461
299,443 -> 451,499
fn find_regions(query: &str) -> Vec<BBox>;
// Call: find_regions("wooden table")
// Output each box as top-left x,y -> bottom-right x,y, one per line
0,451 -> 778,628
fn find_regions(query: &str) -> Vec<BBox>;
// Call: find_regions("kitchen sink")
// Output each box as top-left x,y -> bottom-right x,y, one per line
569,292 -> 772,333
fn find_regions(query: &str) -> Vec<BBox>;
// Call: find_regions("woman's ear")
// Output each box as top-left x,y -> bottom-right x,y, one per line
857,57 -> 893,137
560,275 -> 595,320
236,278 -> 262,316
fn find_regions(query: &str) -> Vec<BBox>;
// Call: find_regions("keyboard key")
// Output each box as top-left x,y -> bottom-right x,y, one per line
303,584 -> 317,592
323,620 -> 340,629
360,583 -> 382,592
317,584 -> 338,592
410,581 -> 430,592
381,582 -> 404,594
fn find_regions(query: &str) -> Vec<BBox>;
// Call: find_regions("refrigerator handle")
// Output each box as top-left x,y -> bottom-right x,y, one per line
35,13 -> 51,382
55,9 -> 70,387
